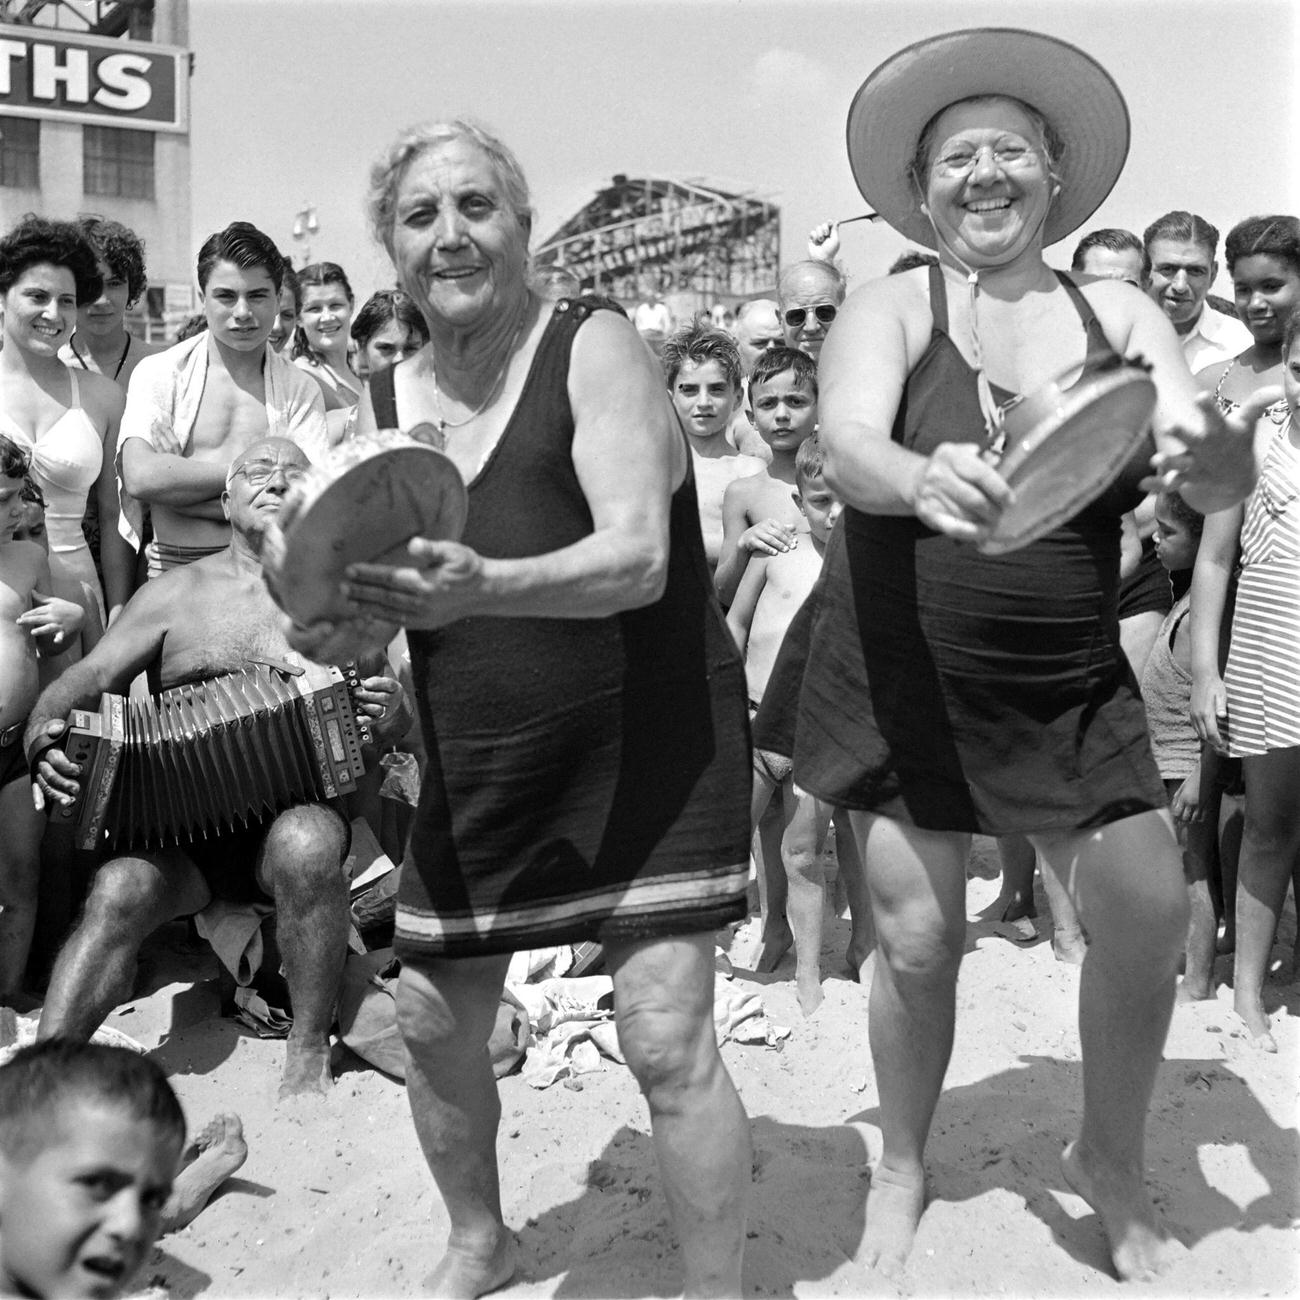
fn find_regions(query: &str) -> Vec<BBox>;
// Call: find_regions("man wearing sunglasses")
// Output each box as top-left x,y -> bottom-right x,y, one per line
777,260 -> 847,363
26,437 -> 410,1103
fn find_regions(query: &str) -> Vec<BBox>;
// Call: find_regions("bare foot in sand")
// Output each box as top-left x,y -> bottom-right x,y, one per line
796,970 -> 824,1017
162,1113 -> 248,1233
1060,1141 -> 1186,1281
1175,976 -> 1214,1004
844,936 -> 874,982
426,1228 -> 517,1299
1052,927 -> 1087,965
1233,998 -> 1278,1051
278,1036 -> 333,1101
859,1162 -> 927,1279
754,923 -> 792,974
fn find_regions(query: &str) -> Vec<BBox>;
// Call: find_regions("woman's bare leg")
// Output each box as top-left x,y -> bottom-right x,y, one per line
397,953 -> 515,1299
1034,810 -> 1189,1281
849,812 -> 968,1277
1234,748 -> 1300,1044
606,932 -> 749,1299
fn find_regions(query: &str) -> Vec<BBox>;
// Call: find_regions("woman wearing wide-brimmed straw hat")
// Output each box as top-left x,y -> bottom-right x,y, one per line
774,27 -> 1277,1283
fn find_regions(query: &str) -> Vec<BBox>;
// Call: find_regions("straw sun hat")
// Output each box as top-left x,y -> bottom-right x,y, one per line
845,28 -> 1130,249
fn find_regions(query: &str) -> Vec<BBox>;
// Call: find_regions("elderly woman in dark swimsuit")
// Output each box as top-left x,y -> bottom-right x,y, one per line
292,119 -> 753,1299
776,28 -> 1271,1284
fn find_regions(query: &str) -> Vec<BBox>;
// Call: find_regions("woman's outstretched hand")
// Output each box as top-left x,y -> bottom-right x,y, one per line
343,537 -> 486,631
1145,387 -> 1283,503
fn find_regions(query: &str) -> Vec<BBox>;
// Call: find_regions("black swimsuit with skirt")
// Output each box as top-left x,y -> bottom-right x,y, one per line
760,264 -> 1166,835
370,297 -> 751,959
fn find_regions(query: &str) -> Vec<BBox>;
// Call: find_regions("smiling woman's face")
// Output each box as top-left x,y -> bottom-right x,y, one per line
390,139 -> 530,332
921,96 -> 1054,268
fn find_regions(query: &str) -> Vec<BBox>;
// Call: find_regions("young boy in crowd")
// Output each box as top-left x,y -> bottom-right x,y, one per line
0,1040 -> 185,1299
662,320 -> 765,571
0,440 -> 84,1010
714,346 -> 819,606
1140,490 -> 1243,1003
727,436 -> 870,1014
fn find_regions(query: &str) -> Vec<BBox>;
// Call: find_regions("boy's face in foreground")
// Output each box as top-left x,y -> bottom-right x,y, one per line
795,472 -> 842,544
747,369 -> 817,455
0,1100 -> 180,1300
670,359 -> 739,441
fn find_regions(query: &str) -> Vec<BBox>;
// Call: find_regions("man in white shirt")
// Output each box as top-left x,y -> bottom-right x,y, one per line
1143,211 -> 1251,373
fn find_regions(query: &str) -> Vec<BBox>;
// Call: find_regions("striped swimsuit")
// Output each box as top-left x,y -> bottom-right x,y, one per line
1225,423 -> 1300,756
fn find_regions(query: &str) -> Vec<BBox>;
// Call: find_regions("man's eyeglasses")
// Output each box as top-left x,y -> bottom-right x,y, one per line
231,462 -> 308,488
783,304 -> 837,330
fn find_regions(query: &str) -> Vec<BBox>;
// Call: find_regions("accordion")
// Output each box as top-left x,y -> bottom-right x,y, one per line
55,662 -> 371,852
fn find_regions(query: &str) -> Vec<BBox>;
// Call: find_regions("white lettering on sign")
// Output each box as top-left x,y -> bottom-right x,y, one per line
93,53 -> 152,111
0,39 -> 24,95
32,43 -> 89,103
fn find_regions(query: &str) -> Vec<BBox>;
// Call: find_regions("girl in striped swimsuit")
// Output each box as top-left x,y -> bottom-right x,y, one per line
1191,239 -> 1300,1051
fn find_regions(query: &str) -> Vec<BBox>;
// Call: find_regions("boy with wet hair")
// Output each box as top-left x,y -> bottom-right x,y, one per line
715,346 -> 819,606
0,1040 -> 184,1299
727,436 -> 871,1013
662,318 -> 764,569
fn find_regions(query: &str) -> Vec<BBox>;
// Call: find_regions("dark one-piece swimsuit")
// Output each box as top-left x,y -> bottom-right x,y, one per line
756,263 -> 1166,835
370,296 -> 752,958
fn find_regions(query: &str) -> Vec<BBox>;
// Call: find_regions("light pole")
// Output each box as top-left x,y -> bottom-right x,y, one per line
292,202 -> 319,267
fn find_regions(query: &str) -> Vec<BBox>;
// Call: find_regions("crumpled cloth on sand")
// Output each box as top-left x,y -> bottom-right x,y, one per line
193,898 -> 275,987
0,1015 -> 147,1068
514,972 -> 789,1089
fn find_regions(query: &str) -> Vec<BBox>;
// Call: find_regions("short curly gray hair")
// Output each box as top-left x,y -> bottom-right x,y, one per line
366,119 -> 534,256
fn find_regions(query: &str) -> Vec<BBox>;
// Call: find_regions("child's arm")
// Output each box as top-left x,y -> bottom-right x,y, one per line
95,382 -> 135,619
714,480 -> 793,607
16,553 -> 84,655
725,555 -> 769,659
1170,756 -> 1202,825
1189,504 -> 1243,754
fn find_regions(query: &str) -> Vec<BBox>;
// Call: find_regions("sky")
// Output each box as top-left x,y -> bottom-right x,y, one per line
189,0 -> 1298,303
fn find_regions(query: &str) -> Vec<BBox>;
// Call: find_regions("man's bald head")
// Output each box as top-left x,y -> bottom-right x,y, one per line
225,437 -> 312,491
731,298 -> 782,375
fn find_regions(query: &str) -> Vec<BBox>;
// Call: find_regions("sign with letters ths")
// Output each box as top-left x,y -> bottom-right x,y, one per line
0,25 -> 187,132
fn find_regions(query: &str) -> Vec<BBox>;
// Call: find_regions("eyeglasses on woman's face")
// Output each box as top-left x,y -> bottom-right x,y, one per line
931,141 -> 1040,180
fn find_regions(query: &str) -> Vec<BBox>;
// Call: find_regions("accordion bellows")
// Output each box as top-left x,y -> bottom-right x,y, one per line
56,663 -> 370,852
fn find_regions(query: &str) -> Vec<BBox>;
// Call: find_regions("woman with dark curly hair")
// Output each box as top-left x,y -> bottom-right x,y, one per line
0,214 -> 133,637
59,215 -> 165,391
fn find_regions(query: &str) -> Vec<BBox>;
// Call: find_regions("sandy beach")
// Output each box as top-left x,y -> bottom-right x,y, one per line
91,837 -> 1299,1299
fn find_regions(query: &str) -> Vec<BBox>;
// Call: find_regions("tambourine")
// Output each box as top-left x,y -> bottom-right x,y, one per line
977,361 -> 1157,555
262,426 -> 468,626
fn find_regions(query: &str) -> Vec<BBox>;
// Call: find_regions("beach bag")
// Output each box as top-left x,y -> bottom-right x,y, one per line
336,949 -> 530,1080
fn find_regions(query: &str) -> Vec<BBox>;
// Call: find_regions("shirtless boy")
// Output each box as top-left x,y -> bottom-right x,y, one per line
117,223 -> 326,576
715,346 -> 818,606
662,320 -> 764,570
0,440 -> 83,1009
728,437 -> 871,1013
26,439 -> 409,1099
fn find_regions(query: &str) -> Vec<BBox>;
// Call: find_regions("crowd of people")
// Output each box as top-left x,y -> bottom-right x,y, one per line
0,22 -> 1296,1300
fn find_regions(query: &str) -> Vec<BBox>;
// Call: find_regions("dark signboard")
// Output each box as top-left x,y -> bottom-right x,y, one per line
0,25 -> 187,132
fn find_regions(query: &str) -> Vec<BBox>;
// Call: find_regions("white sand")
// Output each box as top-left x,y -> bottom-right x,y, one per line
103,838 -> 1297,1299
